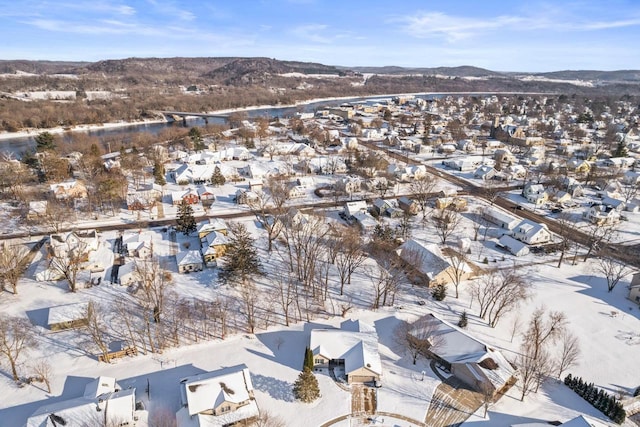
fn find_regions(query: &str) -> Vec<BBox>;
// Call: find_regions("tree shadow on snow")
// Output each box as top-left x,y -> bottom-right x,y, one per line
250,373 -> 295,402
569,275 -> 639,320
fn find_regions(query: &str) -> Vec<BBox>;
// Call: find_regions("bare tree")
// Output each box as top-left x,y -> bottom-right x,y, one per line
248,184 -> 287,252
523,307 -> 567,361
394,316 -> 444,365
470,267 -> 529,327
35,198 -> 74,234
444,249 -> 469,298
335,228 -> 367,295
509,315 -> 523,343
47,234 -> 89,292
583,222 -> 617,261
471,207 -> 486,241
273,270 -> 297,326
410,174 -> 438,218
431,208 -> 461,245
366,260 -> 403,309
594,253 -> 633,292
238,282 -> 260,333
32,359 -> 52,393
555,331 -> 581,379
0,315 -> 37,382
516,341 -> 552,401
85,301 -> 112,363
254,410 -> 286,427
555,212 -> 576,268
0,242 -> 29,294
135,258 -> 173,324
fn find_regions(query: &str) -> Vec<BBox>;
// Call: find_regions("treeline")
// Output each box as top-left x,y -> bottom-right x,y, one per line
563,373 -> 626,424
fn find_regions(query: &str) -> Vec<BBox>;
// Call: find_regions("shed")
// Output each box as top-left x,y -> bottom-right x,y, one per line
497,235 -> 530,257
47,302 -> 89,331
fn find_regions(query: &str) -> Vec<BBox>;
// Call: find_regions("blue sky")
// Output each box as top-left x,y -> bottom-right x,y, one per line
2,0 -> 640,71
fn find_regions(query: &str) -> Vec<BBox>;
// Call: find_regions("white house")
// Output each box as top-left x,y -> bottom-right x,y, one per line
176,250 -> 204,273
176,364 -> 259,427
511,220 -> 552,245
344,200 -> 368,218
27,376 -> 137,427
497,235 -> 530,256
310,320 -> 382,384
481,207 -> 520,230
398,239 -> 472,286
583,204 -> 621,225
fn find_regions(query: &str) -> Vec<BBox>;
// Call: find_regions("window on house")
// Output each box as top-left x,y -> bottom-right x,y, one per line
221,405 -> 231,413
315,358 -> 323,364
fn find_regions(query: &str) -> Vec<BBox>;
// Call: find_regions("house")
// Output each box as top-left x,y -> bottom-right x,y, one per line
511,220 -> 552,245
201,231 -> 230,266
623,170 -> 640,186
442,158 -> 476,172
372,198 -> 392,216
310,319 -> 382,384
482,207 -> 520,230
287,184 -> 306,199
337,176 -> 362,194
566,158 -> 591,174
197,185 -> 216,201
583,204 -> 620,225
435,197 -> 467,211
473,165 -> 496,181
352,211 -> 378,233
235,189 -> 259,205
344,200 -> 368,218
114,261 -> 137,286
398,239 -> 472,286
47,302 -> 89,331
122,233 -> 153,259
496,235 -> 530,257
628,272 -> 640,305
176,250 -> 204,273
197,218 -> 228,239
49,179 -> 88,200
126,183 -> 162,211
27,200 -> 48,220
494,148 -> 516,165
398,196 -> 420,215
409,313 -> 516,396
522,183 -> 549,205
27,376 -> 137,427
171,188 -> 200,205
176,364 -> 259,427
49,230 -> 99,258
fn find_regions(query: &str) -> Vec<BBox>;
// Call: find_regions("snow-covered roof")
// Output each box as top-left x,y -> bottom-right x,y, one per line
398,239 -> 465,280
47,302 -> 89,326
202,231 -> 229,247
310,321 -> 381,376
27,378 -> 134,427
411,313 -> 515,390
176,250 -> 203,266
497,235 -> 529,256
179,364 -> 254,416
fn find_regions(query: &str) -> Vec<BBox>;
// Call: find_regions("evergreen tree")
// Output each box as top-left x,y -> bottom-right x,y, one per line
613,140 -> 628,157
153,161 -> 166,186
292,368 -> 320,403
35,132 -> 56,152
457,311 -> 468,328
220,222 -> 262,286
432,283 -> 447,301
189,127 -> 205,151
303,347 -> 314,371
564,373 -> 572,386
634,386 -> 640,397
210,166 -> 226,187
175,200 -> 197,235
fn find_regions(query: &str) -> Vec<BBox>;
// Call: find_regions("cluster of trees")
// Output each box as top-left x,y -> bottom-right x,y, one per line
563,374 -> 626,424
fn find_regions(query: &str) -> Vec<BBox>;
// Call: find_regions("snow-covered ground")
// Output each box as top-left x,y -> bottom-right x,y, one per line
2,195 -> 638,426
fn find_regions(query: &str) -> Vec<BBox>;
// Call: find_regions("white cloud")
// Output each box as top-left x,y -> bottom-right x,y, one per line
396,10 -> 640,42
290,24 -> 331,43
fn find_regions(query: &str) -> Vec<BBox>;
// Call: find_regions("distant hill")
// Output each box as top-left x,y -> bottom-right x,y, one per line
344,65 -> 504,78
0,60 -> 89,74
529,70 -> 640,82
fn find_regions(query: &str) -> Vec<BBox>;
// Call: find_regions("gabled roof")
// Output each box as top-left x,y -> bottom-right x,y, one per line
398,239 -> 466,280
180,364 -> 254,416
176,250 -> 203,266
47,302 -> 89,326
310,321 -> 381,376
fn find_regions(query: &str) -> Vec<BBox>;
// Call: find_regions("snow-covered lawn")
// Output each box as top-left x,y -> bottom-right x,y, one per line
1,198 -> 639,426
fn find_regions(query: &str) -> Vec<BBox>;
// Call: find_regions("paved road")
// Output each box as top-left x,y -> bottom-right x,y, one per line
360,140 -> 640,269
